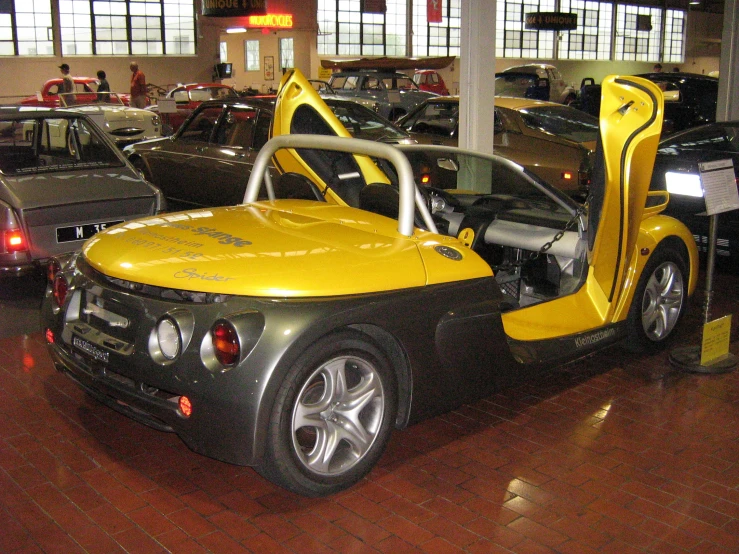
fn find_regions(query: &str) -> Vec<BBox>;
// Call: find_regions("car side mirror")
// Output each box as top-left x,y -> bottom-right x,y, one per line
438,158 -> 458,172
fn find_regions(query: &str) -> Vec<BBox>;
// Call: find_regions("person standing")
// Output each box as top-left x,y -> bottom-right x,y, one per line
59,63 -> 75,105
129,61 -> 147,108
96,70 -> 110,102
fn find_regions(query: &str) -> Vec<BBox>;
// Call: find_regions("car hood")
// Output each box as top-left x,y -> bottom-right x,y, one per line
81,202 -> 439,297
73,105 -> 149,122
1,168 -> 154,210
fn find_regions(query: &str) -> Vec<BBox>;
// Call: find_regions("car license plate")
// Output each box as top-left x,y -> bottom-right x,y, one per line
56,220 -> 123,243
72,335 -> 109,364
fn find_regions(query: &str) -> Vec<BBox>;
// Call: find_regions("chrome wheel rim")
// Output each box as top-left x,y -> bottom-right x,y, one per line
641,261 -> 684,341
291,355 -> 384,476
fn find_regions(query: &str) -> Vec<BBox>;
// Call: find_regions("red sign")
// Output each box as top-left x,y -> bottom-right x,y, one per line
428,0 -> 442,23
247,14 -> 294,28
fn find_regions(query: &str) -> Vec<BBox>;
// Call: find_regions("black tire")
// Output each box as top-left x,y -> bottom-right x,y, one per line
624,244 -> 688,353
258,330 -> 397,497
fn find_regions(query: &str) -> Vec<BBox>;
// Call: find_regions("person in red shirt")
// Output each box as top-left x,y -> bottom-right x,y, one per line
129,61 -> 147,108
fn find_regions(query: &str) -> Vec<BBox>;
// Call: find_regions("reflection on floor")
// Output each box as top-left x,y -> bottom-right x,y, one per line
1,273 -> 738,553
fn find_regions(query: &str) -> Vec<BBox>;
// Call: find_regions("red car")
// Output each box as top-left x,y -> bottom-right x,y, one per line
20,77 -> 131,107
149,83 -> 241,134
412,70 -> 449,96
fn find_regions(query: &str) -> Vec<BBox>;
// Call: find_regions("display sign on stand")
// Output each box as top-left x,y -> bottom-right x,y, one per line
155,98 -> 177,135
669,158 -> 738,373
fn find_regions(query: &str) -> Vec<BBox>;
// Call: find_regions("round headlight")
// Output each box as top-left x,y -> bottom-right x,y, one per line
156,317 -> 181,360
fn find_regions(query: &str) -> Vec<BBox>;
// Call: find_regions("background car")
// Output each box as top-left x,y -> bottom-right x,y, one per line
41,71 -> 698,498
20,77 -> 132,107
501,63 -> 577,104
57,92 -> 162,148
573,73 -> 719,137
125,96 -> 413,210
413,70 -> 449,95
328,69 -> 439,120
635,72 -> 719,136
396,95 -> 598,197
0,106 -> 165,276
494,72 -> 550,100
148,83 -> 242,134
650,121 -> 739,265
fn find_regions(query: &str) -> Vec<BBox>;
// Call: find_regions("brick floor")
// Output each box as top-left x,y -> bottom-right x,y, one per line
1,272 -> 738,553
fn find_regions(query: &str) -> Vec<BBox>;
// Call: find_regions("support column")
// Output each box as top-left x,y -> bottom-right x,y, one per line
716,0 -> 739,121
458,0 -> 496,154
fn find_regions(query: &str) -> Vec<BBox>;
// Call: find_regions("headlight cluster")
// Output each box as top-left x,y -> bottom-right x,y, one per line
150,309 -> 264,372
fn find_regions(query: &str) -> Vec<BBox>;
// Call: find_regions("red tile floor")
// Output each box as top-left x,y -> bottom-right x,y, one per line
1,272 -> 738,554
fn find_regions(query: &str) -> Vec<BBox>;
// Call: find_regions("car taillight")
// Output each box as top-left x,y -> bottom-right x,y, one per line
53,274 -> 69,308
47,258 -> 62,284
211,321 -> 240,367
578,169 -> 591,189
179,396 -> 192,417
3,229 -> 27,253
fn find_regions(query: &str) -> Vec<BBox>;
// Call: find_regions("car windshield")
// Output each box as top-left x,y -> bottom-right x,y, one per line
405,101 -> 458,136
329,102 -> 407,141
0,116 -> 123,175
517,106 -> 599,143
495,74 -> 541,98
659,124 -> 739,154
173,87 -> 238,103
397,146 -> 573,208
60,91 -> 126,107
382,76 -> 418,91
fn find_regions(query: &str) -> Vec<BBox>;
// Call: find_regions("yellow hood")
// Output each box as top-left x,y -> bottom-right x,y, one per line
82,203 -> 431,297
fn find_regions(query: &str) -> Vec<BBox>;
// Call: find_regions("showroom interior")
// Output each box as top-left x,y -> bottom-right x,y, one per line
1,0 -> 739,553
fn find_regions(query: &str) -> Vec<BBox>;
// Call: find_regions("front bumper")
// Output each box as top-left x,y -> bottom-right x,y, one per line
40,265 -> 270,466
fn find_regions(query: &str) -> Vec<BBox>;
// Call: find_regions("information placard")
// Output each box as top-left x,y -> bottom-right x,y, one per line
699,159 -> 739,215
701,314 -> 732,366
156,98 -> 177,114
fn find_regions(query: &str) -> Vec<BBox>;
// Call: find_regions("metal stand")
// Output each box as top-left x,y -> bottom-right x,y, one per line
669,214 -> 737,373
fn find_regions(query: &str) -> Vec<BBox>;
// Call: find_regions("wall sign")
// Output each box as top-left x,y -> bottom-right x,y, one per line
202,0 -> 266,18
248,14 -> 293,28
361,0 -> 386,14
525,12 -> 578,31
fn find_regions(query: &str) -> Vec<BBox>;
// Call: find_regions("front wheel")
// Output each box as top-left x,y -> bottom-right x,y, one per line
624,245 -> 688,352
258,330 -> 397,496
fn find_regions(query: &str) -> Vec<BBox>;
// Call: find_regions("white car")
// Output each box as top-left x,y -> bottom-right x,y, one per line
59,92 -> 162,147
501,63 -> 577,105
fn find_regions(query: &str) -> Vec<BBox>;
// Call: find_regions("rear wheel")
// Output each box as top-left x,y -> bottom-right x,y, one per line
258,330 -> 397,496
625,245 -> 687,352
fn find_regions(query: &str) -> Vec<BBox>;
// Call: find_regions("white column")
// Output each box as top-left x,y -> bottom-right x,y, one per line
716,0 -> 739,121
458,0 -> 497,154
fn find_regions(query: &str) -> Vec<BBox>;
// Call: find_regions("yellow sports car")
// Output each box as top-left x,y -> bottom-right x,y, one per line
41,69 -> 698,497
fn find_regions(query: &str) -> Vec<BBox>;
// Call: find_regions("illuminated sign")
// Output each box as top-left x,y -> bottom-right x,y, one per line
248,14 -> 294,28
202,0 -> 266,18
525,12 -> 578,31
